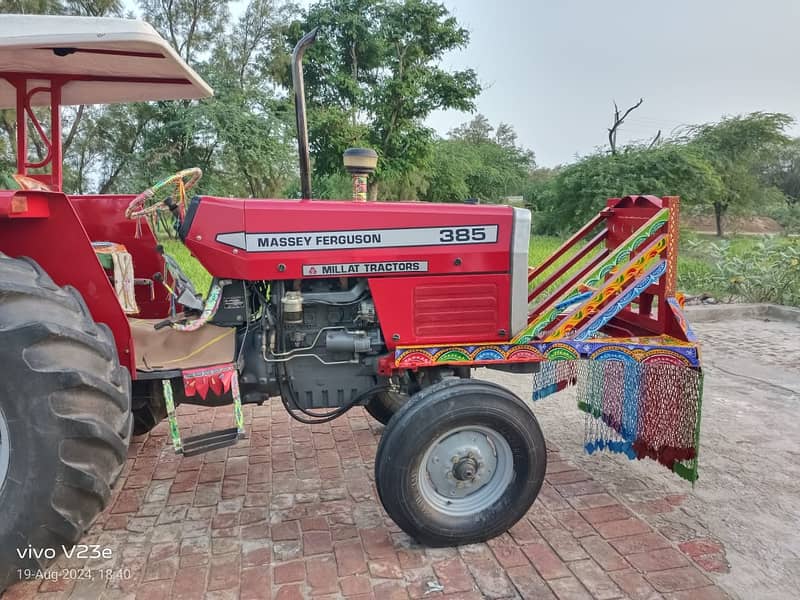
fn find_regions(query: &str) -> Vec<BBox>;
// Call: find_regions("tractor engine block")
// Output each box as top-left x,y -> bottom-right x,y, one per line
238,278 -> 384,409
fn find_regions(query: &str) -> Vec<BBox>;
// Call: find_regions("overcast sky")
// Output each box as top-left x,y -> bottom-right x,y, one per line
238,0 -> 800,166
425,0 -> 800,166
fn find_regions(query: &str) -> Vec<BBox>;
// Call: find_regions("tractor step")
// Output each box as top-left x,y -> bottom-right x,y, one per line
161,370 -> 246,457
181,427 -> 243,457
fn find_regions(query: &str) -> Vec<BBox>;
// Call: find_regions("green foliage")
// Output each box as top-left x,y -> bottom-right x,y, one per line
534,143 -> 723,235
140,0 -> 229,63
422,115 -> 535,203
531,112 -> 795,237
0,0 -> 122,15
311,172 -> 353,199
679,236 -> 800,306
763,137 -> 800,206
764,202 -> 800,234
0,0 -> 299,197
285,0 -> 481,197
528,236 -> 563,270
683,112 -> 793,235
0,0 -> 64,12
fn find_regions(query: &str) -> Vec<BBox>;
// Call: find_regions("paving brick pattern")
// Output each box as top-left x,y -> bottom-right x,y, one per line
4,401 -> 730,600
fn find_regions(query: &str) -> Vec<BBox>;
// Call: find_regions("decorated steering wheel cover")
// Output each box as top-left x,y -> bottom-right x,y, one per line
125,167 -> 203,219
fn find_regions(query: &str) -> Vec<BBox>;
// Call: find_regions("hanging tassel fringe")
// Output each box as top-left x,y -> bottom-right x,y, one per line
532,359 -> 703,483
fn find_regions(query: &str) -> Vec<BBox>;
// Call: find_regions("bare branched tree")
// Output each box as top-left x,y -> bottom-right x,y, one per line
608,97 -> 644,155
648,129 -> 662,150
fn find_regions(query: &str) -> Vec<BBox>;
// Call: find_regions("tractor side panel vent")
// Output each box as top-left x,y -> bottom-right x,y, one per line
414,283 -> 499,339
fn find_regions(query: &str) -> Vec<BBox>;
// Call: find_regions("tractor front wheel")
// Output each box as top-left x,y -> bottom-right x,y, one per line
365,390 -> 408,425
0,254 -> 132,591
366,369 -> 468,425
375,379 -> 546,546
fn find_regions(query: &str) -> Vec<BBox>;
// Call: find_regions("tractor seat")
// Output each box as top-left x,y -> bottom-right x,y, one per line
92,241 -> 139,314
129,317 -> 236,372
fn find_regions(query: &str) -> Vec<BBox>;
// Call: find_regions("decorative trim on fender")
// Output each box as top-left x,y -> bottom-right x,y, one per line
394,332 -> 700,368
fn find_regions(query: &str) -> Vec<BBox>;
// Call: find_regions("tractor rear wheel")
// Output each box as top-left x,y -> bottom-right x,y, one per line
0,254 -> 132,591
132,380 -> 168,435
375,379 -> 546,546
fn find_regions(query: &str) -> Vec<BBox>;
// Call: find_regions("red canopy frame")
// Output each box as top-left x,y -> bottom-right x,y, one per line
2,69 -> 198,192
7,75 -> 63,190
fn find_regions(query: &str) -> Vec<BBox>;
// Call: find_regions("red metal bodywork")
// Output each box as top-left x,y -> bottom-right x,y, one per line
69,194 -> 172,319
370,274 -> 510,347
0,66 -> 687,379
186,198 -> 513,280
604,195 -> 680,338
0,190 -> 135,373
185,198 -> 516,349
7,76 -> 63,190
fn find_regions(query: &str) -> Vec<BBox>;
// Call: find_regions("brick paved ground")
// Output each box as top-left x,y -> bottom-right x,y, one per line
5,392 -> 731,600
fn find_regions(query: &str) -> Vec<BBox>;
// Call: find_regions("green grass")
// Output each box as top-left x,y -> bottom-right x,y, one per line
676,233 -> 800,304
529,235 -> 564,267
528,235 -> 601,302
162,239 -> 212,293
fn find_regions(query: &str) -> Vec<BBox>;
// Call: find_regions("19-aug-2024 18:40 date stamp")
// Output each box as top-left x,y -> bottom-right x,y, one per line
16,544 -> 132,582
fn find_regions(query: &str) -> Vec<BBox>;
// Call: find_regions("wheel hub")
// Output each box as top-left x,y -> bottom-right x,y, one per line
453,456 -> 478,481
0,405 -> 9,490
419,425 -> 514,517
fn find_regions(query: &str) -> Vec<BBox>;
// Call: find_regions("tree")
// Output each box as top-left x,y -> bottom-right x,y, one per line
140,0 -> 229,64
534,143 -> 723,235
422,115 -> 534,203
685,112 -> 793,236
0,0 -> 300,197
763,137 -> 800,206
607,98 -> 643,155
0,0 -> 63,13
284,0 -> 481,198
449,114 -> 493,144
203,0 -> 298,197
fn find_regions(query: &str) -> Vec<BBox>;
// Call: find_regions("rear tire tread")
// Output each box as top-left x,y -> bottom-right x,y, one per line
0,253 -> 131,591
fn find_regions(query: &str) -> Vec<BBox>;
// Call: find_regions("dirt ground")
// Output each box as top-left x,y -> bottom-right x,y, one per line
682,214 -> 784,235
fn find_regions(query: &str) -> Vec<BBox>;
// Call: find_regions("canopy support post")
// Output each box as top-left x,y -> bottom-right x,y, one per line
12,76 -> 63,192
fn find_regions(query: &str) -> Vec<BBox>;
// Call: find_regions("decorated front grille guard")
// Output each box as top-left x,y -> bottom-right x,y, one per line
394,196 -> 704,483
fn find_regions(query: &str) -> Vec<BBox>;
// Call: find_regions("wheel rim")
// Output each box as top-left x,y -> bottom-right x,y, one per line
418,425 -> 514,517
0,404 -> 10,490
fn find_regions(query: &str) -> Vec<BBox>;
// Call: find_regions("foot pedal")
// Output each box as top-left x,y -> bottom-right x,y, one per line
161,373 -> 246,456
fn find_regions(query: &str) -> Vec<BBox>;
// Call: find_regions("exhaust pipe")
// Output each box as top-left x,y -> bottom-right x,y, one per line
291,28 -> 318,200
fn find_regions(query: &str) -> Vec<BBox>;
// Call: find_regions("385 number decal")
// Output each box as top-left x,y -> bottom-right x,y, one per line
438,226 -> 493,243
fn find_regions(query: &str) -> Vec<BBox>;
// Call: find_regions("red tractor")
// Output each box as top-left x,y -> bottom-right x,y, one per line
0,15 -> 704,590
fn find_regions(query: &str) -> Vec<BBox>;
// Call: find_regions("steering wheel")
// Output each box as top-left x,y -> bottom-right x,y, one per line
125,167 -> 203,220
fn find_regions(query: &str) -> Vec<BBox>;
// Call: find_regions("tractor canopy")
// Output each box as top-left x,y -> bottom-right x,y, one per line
0,15 -> 213,189
0,14 -> 213,107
